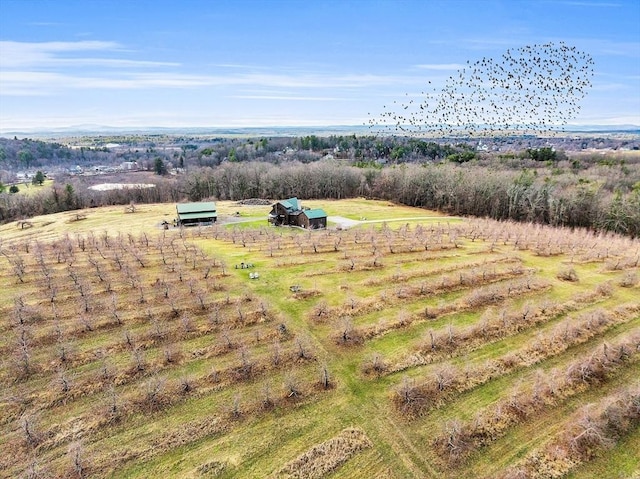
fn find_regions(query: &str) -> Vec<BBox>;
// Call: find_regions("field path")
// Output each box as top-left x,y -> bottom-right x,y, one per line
328,215 -> 461,229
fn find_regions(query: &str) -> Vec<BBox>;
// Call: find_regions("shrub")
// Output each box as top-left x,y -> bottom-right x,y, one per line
557,266 -> 579,282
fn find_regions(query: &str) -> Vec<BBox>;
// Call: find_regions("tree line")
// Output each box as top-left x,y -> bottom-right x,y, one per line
1,158 -> 638,237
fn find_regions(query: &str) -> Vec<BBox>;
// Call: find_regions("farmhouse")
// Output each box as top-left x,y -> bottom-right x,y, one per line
176,201 -> 217,226
268,197 -> 327,229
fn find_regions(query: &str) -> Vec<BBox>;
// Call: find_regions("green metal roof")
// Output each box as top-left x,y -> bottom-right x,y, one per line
303,208 -> 327,220
177,212 -> 217,220
176,202 -> 217,214
280,197 -> 300,211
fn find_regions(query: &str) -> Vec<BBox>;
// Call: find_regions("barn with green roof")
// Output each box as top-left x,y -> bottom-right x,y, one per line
176,202 -> 217,226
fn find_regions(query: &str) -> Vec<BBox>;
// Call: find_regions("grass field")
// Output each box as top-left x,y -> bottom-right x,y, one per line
0,198 -> 638,478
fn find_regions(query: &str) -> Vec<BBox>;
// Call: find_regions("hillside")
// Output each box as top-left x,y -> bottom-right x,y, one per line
1,199 -> 638,478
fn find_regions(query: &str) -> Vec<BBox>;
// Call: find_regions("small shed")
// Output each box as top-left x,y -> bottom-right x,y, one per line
300,209 -> 328,229
176,202 -> 217,226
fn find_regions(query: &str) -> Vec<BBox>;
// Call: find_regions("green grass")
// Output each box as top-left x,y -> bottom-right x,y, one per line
1,198 -> 638,479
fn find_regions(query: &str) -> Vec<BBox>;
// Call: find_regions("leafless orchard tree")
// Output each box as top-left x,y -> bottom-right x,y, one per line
104,384 -> 124,422
284,371 -> 301,399
131,347 -> 146,373
68,440 -> 88,478
434,365 -> 456,392
261,381 -> 274,409
57,367 -> 72,395
220,325 -> 235,350
295,335 -> 312,360
230,393 -> 242,419
110,293 -> 122,326
319,363 -> 332,389
178,375 -> 194,395
20,411 -> 41,447
271,339 -> 282,366
143,376 -> 167,411
162,343 -> 182,365
13,324 -> 32,378
395,375 -> 428,416
236,345 -> 254,379
438,419 -> 469,464
363,352 -> 388,376
337,316 -> 354,344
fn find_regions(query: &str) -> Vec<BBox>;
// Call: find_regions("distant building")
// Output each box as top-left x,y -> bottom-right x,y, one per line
268,197 -> 327,229
176,202 -> 217,226
120,161 -> 138,170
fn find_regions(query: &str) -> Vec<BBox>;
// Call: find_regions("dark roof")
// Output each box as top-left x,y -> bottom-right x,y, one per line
303,208 -> 327,220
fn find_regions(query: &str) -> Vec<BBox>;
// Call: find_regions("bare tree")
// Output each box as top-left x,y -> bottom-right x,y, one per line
220,325 -> 235,350
396,376 -> 424,414
105,384 -> 123,422
236,345 -> 254,379
110,293 -> 122,326
434,365 -> 456,392
180,313 -> 195,334
363,352 -> 388,376
337,316 -> 354,344
143,376 -> 167,411
131,347 -> 146,372
295,335 -> 312,360
68,441 -> 87,478
261,381 -> 274,409
20,411 -> 41,447
13,325 -> 32,378
57,367 -> 71,394
271,339 -> 282,366
439,420 -> 469,464
319,363 -> 331,389
178,375 -> 194,395
284,372 -> 301,398
230,393 -> 242,419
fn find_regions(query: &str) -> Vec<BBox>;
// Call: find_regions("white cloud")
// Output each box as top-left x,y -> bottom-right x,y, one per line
0,40 -> 121,67
1,67 -> 423,96
413,63 -> 464,71
231,94 -> 349,101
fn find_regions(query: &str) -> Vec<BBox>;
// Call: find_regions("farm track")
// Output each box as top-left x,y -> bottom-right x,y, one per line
1,210 -> 639,478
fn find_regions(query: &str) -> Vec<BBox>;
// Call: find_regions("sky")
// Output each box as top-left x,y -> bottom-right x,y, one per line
0,0 -> 639,131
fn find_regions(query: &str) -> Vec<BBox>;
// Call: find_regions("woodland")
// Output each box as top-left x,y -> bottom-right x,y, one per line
0,133 -> 639,237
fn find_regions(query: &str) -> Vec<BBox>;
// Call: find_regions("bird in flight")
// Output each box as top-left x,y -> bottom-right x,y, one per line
368,42 -> 594,138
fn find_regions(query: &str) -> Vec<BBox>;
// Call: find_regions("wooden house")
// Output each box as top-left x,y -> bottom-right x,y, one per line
268,197 -> 327,229
176,202 -> 217,226
268,197 -> 301,226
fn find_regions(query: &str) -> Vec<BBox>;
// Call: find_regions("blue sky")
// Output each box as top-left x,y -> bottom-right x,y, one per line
0,0 -> 638,130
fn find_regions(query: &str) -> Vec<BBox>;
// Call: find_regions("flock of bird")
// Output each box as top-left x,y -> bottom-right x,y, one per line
368,42 -> 594,137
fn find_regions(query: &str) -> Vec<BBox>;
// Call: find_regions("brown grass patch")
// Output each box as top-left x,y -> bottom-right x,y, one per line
274,427 -> 372,479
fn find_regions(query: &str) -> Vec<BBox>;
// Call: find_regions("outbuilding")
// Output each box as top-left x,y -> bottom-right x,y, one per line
176,202 -> 217,226
300,208 -> 328,229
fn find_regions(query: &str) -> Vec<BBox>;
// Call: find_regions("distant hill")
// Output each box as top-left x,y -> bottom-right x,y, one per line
2,124 -> 639,139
